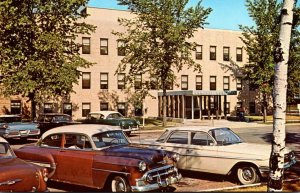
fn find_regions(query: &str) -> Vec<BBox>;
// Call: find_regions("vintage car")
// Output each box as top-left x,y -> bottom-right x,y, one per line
14,124 -> 182,192
81,111 -> 140,136
0,114 -> 40,140
136,126 -> 297,185
0,136 -> 48,192
36,113 -> 77,134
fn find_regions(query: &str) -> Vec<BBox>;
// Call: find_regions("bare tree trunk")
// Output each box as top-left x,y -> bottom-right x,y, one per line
29,92 -> 36,121
268,0 -> 294,191
162,89 -> 167,127
263,93 -> 267,123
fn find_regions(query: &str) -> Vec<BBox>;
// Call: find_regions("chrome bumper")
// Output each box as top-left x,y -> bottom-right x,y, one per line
131,166 -> 182,192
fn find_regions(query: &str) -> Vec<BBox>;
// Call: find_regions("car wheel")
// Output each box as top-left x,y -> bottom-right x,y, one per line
111,176 -> 131,192
237,165 -> 260,185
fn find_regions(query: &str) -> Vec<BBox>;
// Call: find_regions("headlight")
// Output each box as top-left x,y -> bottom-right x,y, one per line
138,161 -> 147,171
42,168 -> 48,182
172,153 -> 180,162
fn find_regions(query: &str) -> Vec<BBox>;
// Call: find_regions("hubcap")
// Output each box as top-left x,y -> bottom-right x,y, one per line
116,180 -> 125,192
242,168 -> 254,181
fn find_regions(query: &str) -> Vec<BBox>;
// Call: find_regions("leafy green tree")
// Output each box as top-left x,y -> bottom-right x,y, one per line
113,0 -> 212,126
239,0 -> 281,123
0,0 -> 95,120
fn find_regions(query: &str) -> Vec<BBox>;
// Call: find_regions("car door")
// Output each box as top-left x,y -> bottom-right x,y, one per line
55,133 -> 94,186
160,131 -> 189,169
185,131 -> 219,173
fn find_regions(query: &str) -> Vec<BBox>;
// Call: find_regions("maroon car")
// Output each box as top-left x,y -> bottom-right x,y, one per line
0,137 -> 48,192
14,124 -> 182,192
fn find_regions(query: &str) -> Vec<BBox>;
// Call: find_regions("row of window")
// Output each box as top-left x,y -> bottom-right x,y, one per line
7,100 -> 256,118
82,72 -> 243,91
81,37 -> 243,62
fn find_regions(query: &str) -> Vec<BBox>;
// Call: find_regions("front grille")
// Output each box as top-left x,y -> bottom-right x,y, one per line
143,165 -> 177,184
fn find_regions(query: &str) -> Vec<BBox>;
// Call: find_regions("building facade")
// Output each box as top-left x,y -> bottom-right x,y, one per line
0,7 -> 262,120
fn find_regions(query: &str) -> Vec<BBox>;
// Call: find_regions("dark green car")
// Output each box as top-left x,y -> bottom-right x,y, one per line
81,111 -> 140,136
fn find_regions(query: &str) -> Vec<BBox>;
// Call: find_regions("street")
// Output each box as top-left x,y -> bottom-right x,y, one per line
10,123 -> 300,192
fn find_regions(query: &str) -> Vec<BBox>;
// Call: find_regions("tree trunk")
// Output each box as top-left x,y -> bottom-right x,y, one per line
263,93 -> 267,123
162,89 -> 167,127
29,92 -> 36,121
268,0 -> 294,191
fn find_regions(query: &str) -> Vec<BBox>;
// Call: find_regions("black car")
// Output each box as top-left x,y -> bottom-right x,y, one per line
36,113 -> 77,134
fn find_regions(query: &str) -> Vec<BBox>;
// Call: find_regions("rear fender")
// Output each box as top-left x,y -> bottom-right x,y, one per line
14,147 -> 56,178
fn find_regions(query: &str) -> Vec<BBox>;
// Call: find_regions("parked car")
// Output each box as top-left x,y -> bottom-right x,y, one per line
81,111 -> 140,136
14,124 -> 182,192
135,126 -> 297,185
0,115 -> 40,140
0,136 -> 48,192
36,113 -> 77,134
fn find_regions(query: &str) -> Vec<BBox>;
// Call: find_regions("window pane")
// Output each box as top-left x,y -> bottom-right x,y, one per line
100,73 -> 108,89
100,102 -> 108,110
82,72 -> 91,89
100,38 -> 108,55
167,132 -> 188,144
82,37 -> 90,54
191,132 -> 214,146
118,73 -> 125,89
82,103 -> 90,117
11,100 -> 21,114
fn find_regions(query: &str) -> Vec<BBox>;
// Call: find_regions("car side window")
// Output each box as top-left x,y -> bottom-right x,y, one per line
41,134 -> 62,148
166,131 -> 188,144
191,132 -> 214,146
64,134 -> 92,150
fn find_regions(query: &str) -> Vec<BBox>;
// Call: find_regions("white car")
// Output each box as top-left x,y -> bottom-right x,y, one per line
137,126 -> 296,185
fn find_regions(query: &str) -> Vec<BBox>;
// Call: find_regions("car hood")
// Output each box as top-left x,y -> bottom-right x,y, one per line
103,144 -> 166,163
0,157 -> 42,191
2,122 -> 38,130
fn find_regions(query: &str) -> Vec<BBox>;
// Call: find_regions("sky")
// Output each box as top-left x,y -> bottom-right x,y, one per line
87,0 -> 255,31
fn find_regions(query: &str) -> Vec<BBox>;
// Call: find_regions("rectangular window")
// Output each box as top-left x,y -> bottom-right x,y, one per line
82,103 -> 90,117
134,74 -> 142,90
117,103 -> 126,116
165,80 -> 173,90
196,75 -> 202,90
117,73 -> 125,89
224,102 -> 230,114
210,76 -> 216,90
249,102 -> 256,114
82,72 -> 91,89
210,46 -> 216,60
236,77 -> 242,90
223,76 -> 230,90
100,102 -> 108,110
117,40 -> 125,56
11,100 -> 21,114
44,103 -> 54,113
195,45 -> 202,60
181,75 -> 188,90
150,77 -> 157,90
100,73 -> 108,89
236,47 -> 243,62
100,38 -> 108,55
223,47 -> 230,61
135,104 -> 143,116
63,103 -> 72,116
82,37 -> 90,54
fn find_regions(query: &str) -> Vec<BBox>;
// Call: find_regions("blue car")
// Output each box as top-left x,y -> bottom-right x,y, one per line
0,115 -> 40,140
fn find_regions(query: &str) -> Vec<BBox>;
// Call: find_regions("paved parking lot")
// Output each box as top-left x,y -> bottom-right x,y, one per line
9,120 -> 300,192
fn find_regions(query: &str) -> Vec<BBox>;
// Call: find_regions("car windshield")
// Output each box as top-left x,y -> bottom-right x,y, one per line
0,142 -> 15,158
0,116 -> 22,123
156,130 -> 169,142
92,130 -> 129,148
208,127 -> 242,145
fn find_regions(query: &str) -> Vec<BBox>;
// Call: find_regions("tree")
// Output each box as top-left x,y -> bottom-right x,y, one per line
113,0 -> 212,126
268,0 -> 295,191
0,0 -> 95,120
239,0 -> 281,123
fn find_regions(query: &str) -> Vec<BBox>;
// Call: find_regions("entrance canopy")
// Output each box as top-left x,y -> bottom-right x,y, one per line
157,90 -> 237,120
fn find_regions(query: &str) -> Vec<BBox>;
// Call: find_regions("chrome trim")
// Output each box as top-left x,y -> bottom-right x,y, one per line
92,168 -> 130,176
0,179 -> 22,186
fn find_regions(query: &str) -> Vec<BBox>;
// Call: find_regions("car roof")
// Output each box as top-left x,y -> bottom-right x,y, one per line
89,111 -> 121,116
39,113 -> 70,116
0,114 -> 21,118
41,124 -> 122,138
0,136 -> 8,143
164,126 -> 228,133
